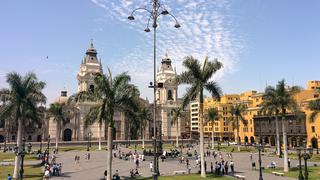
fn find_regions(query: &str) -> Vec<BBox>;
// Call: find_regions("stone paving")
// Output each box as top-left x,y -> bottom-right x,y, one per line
45,145 -> 319,180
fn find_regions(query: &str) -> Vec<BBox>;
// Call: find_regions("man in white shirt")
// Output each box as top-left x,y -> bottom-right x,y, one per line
149,162 -> 153,172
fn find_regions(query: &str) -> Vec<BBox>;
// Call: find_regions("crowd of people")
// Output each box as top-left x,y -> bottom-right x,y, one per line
42,149 -> 62,179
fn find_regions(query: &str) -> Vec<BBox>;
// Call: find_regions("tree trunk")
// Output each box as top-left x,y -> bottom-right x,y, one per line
98,123 -> 102,150
211,124 -> 215,149
176,120 -> 179,148
55,122 -> 59,150
142,128 -> 145,149
237,117 -> 240,152
107,126 -> 113,180
275,114 -> 281,156
199,91 -> 206,177
13,119 -> 23,178
282,114 -> 289,172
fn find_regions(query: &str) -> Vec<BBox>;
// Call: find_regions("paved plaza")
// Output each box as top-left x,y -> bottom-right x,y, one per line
44,145 -> 320,180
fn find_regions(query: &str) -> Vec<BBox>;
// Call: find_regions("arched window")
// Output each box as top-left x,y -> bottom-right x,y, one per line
89,84 -> 94,93
167,90 -> 173,100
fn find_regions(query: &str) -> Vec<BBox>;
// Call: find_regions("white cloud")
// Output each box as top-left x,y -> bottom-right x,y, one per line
90,0 -> 244,98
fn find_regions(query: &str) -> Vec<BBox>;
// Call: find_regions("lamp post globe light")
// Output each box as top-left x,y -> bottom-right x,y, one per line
297,147 -> 304,180
128,1 -> 180,180
297,145 -> 313,180
256,144 -> 264,180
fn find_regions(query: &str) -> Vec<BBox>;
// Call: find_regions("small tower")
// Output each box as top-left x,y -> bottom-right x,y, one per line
76,40 -> 105,141
156,51 -> 179,139
77,40 -> 103,92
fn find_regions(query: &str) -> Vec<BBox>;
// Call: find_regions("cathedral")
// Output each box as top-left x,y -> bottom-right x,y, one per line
47,41 -> 186,143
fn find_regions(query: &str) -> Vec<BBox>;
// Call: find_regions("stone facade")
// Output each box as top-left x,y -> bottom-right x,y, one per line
253,113 -> 307,147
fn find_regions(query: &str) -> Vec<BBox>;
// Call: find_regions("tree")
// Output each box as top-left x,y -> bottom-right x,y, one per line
177,56 -> 222,177
72,69 -> 138,180
0,72 -> 46,178
169,107 -> 184,148
309,98 -> 320,153
136,105 -> 152,149
309,98 -> 320,122
205,108 -> 220,149
262,79 -> 300,172
261,85 -> 281,156
228,104 -> 247,152
48,102 -> 71,150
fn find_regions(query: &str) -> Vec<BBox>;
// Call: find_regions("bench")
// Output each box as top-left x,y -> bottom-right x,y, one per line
234,174 -> 245,179
173,170 -> 186,175
272,171 -> 284,176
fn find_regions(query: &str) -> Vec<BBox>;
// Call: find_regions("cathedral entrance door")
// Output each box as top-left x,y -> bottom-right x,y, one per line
63,129 -> 72,141
0,135 -> 4,143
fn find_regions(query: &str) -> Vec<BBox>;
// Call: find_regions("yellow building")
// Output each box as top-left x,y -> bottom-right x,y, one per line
190,80 -> 320,148
295,81 -> 320,148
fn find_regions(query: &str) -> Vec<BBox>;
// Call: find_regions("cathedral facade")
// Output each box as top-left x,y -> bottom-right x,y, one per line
47,42 -> 185,143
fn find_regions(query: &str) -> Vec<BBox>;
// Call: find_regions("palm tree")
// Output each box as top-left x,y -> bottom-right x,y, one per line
169,107 -> 184,148
73,69 -> 138,180
205,108 -> 220,149
177,56 -> 222,177
137,105 -> 152,149
262,79 -> 300,172
0,72 -> 46,178
228,104 -> 247,152
261,86 -> 281,156
48,102 -> 70,150
309,98 -> 320,122
308,98 -> 320,153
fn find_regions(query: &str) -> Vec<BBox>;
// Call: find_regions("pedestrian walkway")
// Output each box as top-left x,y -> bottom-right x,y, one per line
49,146 -> 316,180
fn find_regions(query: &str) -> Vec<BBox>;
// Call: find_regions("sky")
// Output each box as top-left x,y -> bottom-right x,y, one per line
0,0 -> 319,104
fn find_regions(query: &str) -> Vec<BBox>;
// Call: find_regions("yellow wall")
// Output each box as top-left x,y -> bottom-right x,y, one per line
191,80 -> 320,146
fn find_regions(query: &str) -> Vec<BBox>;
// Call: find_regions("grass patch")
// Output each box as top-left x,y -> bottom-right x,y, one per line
127,144 -> 176,151
264,166 -> 320,179
57,146 -> 100,152
214,145 -> 257,153
0,152 -> 38,162
0,164 -> 43,180
137,174 -> 232,180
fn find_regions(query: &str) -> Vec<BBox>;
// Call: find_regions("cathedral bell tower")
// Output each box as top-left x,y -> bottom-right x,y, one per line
76,40 -> 104,140
156,52 -> 179,139
77,40 -> 103,92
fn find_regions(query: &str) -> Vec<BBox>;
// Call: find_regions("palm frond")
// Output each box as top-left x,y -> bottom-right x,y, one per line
203,58 -> 223,83
205,81 -> 222,100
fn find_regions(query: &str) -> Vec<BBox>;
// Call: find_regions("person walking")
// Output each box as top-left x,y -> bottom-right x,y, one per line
210,162 -> 213,173
250,153 -> 253,161
204,161 -> 207,172
7,174 -> 12,180
230,160 -> 234,173
288,158 -> 291,169
225,161 -> 229,174
135,159 -> 139,168
149,162 -> 153,172
88,153 -> 91,160
104,170 -> 107,180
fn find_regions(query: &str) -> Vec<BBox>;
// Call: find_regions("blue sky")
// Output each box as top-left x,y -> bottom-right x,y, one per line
0,0 -> 319,104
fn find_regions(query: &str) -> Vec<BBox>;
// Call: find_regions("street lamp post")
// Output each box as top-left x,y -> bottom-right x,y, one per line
87,133 -> 90,151
128,1 -> 180,180
303,148 -> 312,180
89,132 -> 92,148
256,144 -> 263,180
297,148 -> 304,180
296,146 -> 313,180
